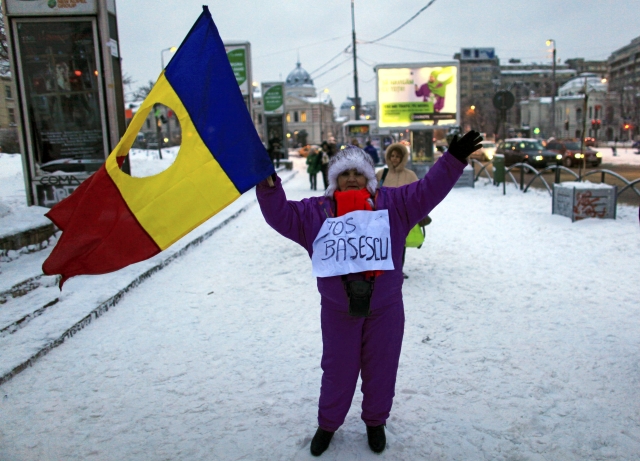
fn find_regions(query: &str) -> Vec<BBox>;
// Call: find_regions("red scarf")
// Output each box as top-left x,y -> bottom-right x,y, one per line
333,189 -> 382,278
333,189 -> 373,216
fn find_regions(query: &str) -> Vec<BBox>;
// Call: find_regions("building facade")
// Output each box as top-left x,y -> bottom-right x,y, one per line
0,75 -> 19,152
454,48 -> 501,135
607,35 -> 640,140
499,60 -> 577,129
520,74 -> 610,141
280,62 -> 335,146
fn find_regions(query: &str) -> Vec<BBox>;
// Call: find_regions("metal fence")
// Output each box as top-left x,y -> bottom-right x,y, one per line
470,159 -> 640,200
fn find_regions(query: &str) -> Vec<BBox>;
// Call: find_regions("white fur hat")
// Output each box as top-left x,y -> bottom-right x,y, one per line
325,145 -> 378,197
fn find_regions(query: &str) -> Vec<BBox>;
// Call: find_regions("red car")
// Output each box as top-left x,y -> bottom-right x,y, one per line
546,139 -> 602,167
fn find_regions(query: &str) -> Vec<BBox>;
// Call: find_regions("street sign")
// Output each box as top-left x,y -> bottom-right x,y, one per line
493,90 -> 515,111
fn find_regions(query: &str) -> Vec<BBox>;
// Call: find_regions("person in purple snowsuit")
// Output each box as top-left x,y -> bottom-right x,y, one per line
256,131 -> 483,456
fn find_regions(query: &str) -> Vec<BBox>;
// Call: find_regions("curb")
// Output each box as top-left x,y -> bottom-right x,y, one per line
0,171 -> 297,387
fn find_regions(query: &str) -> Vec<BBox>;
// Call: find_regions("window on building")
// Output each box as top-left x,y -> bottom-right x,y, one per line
286,112 -> 291,123
5,86 -> 11,99
8,108 -> 15,125
146,119 -> 151,129
300,111 -> 307,122
294,111 -> 299,122
258,113 -> 262,124
588,107 -> 592,119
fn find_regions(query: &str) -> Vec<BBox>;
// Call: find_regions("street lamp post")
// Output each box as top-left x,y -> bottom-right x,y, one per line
351,0 -> 360,120
161,46 -> 177,70
546,39 -> 556,137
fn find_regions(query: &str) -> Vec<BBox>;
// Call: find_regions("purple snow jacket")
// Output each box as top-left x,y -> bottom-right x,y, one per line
256,152 -> 465,312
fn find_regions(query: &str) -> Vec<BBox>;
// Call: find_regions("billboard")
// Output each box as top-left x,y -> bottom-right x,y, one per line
376,62 -> 459,129
261,82 -> 284,115
224,42 -> 251,98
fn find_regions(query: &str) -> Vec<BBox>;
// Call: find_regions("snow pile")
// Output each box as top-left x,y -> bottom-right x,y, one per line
559,180 -> 616,189
1,156 -> 639,460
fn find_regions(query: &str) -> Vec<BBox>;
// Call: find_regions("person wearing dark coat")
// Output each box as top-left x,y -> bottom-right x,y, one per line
363,140 -> 380,165
306,146 -> 323,190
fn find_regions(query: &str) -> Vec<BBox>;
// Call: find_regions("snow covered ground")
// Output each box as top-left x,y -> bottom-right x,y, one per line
1,152 -> 639,460
595,146 -> 640,167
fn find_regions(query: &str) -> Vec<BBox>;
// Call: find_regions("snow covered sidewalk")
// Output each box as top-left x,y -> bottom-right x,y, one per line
1,156 -> 639,460
0,149 -> 296,386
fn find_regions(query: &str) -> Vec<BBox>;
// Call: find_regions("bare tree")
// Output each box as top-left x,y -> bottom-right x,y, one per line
132,80 -> 155,101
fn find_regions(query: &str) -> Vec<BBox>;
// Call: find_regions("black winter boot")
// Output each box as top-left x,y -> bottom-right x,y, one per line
310,427 -> 334,456
366,424 -> 386,453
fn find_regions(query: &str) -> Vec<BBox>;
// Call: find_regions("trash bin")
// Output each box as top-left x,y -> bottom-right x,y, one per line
493,154 -> 505,185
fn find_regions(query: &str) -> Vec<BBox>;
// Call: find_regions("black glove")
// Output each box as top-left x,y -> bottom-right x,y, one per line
448,130 -> 483,163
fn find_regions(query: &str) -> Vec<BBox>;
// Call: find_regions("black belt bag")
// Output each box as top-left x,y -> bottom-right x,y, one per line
342,275 -> 375,318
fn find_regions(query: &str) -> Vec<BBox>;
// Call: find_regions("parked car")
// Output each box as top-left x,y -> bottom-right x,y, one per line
470,140 -> 497,161
496,138 -> 561,167
546,139 -> 602,167
39,157 -> 104,173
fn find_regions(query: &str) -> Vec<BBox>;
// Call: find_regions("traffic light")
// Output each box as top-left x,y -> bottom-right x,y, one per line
623,123 -> 631,130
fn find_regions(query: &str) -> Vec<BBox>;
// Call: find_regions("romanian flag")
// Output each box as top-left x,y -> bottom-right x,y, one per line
43,7 -> 274,286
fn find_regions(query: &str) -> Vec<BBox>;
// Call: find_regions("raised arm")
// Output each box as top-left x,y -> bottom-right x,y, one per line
386,131 -> 482,227
256,174 -> 310,248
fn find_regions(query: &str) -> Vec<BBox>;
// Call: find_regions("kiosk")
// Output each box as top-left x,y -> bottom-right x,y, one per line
3,0 -> 126,207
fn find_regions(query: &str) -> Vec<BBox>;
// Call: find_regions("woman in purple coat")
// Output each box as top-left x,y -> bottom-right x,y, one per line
256,131 -> 482,456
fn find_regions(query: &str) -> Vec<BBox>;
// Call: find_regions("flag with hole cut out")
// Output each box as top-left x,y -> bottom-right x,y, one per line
42,6 -> 274,287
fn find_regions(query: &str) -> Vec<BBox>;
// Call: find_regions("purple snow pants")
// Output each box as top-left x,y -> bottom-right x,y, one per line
317,302 -> 405,432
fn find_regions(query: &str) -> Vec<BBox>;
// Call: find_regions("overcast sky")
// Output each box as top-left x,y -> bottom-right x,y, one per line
117,0 -> 640,107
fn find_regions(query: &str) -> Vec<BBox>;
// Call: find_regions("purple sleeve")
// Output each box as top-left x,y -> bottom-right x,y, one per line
383,152 -> 465,229
256,175 -> 312,250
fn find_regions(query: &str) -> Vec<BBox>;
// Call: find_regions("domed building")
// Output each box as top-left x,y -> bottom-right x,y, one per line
283,61 -> 336,146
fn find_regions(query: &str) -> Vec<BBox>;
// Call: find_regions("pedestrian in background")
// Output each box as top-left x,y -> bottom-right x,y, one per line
306,146 -> 322,190
268,135 -> 282,167
320,142 -> 330,190
326,136 -> 338,159
376,142 -> 428,279
612,137 -> 618,157
363,140 -> 380,165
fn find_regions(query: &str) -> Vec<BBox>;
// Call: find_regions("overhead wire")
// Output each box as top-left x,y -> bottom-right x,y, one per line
317,71 -> 353,89
363,0 -> 440,44
254,35 -> 348,59
310,46 -> 351,75
313,57 -> 352,80
366,41 -> 452,57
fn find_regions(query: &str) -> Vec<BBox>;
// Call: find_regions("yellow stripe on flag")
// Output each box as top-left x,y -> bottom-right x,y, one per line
105,73 -> 241,250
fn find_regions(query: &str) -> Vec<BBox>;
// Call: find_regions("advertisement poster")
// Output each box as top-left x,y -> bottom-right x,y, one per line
6,0 -> 97,15
376,63 -> 458,128
261,82 -> 284,115
224,44 -> 250,97
14,20 -> 107,206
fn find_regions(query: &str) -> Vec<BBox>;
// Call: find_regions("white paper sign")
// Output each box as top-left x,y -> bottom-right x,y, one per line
312,210 -> 394,278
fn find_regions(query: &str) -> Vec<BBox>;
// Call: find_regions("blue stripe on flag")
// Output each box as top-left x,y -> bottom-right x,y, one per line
164,7 -> 274,193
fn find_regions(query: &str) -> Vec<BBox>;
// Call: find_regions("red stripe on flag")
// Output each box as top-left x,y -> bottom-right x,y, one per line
42,165 -> 161,287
